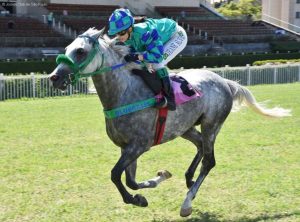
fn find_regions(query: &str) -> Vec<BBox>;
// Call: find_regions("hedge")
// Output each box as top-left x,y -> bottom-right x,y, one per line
0,59 -> 56,75
1,52 -> 300,74
253,59 -> 300,66
168,52 -> 300,69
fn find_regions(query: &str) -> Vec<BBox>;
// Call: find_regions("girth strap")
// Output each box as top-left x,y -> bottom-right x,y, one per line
153,107 -> 169,145
104,98 -> 157,119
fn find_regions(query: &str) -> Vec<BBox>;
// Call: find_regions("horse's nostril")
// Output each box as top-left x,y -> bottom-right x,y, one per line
50,75 -> 59,82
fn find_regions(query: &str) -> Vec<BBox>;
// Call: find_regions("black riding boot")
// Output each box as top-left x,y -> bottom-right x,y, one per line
131,69 -> 167,109
156,68 -> 176,111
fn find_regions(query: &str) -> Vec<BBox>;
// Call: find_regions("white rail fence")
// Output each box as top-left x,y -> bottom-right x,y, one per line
0,64 -> 300,101
0,73 -> 89,101
208,64 -> 300,86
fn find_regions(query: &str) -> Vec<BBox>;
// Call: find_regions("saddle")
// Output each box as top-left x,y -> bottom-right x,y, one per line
131,69 -> 202,105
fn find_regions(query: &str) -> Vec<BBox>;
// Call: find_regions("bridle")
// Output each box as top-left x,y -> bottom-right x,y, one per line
56,35 -> 126,85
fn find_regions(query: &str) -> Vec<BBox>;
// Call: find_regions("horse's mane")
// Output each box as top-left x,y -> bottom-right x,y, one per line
82,28 -> 141,70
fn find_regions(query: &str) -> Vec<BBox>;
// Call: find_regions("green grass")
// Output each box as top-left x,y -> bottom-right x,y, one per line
0,83 -> 299,222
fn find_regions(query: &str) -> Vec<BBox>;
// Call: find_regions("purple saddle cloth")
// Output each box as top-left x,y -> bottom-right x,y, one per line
157,75 -> 203,105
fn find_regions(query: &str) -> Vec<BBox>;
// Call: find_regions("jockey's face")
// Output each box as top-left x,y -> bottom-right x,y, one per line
117,27 -> 131,42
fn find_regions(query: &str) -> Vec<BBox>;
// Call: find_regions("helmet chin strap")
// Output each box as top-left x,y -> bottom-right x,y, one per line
128,27 -> 133,38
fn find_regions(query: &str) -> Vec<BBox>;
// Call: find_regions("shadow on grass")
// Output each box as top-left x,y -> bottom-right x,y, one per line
234,211 -> 299,222
152,210 -> 300,222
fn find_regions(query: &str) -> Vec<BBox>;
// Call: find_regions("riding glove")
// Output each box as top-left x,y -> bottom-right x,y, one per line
124,54 -> 139,62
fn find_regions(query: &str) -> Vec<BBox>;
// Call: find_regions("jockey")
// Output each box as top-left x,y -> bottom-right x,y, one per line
108,8 -> 188,111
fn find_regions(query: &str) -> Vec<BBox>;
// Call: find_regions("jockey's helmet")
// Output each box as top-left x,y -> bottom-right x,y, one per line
108,8 -> 134,36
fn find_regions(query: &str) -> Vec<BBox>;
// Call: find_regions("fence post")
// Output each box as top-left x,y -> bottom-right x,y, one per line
223,65 -> 229,78
31,72 -> 36,98
246,64 -> 251,86
274,66 -> 277,84
0,73 -> 4,101
70,84 -> 73,96
298,64 -> 300,82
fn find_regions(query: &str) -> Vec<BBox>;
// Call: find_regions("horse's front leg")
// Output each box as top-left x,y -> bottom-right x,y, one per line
125,160 -> 172,190
111,144 -> 148,207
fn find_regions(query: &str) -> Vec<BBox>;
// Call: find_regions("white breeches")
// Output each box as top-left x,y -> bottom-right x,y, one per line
152,25 -> 188,70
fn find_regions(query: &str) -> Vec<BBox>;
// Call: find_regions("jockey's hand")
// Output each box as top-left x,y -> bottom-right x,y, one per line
124,54 -> 139,62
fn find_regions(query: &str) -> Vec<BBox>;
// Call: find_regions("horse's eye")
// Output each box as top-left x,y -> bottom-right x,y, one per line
76,48 -> 85,55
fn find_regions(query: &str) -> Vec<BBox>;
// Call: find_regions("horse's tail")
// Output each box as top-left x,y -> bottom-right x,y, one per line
226,80 -> 291,118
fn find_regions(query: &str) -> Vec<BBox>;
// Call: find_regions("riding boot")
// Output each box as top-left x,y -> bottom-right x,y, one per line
156,68 -> 176,111
131,69 -> 167,109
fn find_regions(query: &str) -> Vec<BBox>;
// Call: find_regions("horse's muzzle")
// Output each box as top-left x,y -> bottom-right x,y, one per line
49,72 -> 67,90
49,74 -> 59,82
49,66 -> 72,90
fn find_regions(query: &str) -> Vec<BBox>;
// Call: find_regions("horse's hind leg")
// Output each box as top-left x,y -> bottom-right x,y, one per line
125,160 -> 172,190
181,127 -> 203,189
180,122 -> 222,217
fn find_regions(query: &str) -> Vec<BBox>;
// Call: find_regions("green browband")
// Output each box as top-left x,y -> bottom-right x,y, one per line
104,97 -> 157,119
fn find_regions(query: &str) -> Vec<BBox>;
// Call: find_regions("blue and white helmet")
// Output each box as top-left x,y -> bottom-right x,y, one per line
108,8 -> 134,35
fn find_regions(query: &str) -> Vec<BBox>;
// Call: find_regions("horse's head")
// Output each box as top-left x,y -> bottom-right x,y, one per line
49,28 -> 105,90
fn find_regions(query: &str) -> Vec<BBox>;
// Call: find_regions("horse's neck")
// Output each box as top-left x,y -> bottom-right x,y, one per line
92,48 -> 134,110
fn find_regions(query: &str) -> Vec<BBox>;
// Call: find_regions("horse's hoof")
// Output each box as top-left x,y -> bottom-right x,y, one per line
157,170 -> 172,179
180,207 -> 192,217
133,194 -> 148,207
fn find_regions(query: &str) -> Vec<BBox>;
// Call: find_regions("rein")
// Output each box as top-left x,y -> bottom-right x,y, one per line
56,35 -> 126,85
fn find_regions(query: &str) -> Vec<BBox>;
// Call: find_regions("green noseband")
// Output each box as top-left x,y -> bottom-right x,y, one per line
56,54 -> 78,71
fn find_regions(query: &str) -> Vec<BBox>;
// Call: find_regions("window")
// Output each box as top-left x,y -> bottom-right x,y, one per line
297,12 -> 300,18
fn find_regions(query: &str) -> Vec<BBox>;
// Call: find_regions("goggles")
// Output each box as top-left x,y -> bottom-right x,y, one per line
117,30 -> 128,36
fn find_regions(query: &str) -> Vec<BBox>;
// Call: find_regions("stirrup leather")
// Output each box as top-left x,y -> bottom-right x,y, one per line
154,96 -> 168,109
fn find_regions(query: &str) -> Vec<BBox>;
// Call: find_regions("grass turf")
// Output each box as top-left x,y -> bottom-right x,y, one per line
0,83 -> 299,222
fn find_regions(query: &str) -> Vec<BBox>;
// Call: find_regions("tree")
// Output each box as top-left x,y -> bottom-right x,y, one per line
216,0 -> 262,20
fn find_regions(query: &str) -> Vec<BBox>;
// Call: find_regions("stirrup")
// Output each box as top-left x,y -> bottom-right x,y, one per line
154,97 -> 167,109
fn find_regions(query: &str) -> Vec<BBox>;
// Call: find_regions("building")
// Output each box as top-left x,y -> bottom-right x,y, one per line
262,0 -> 300,33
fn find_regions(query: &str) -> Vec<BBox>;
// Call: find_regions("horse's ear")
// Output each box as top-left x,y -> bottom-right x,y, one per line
91,27 -> 105,40
100,27 -> 106,35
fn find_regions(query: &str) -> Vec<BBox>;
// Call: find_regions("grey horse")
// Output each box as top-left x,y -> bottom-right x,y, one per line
49,28 -> 291,217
